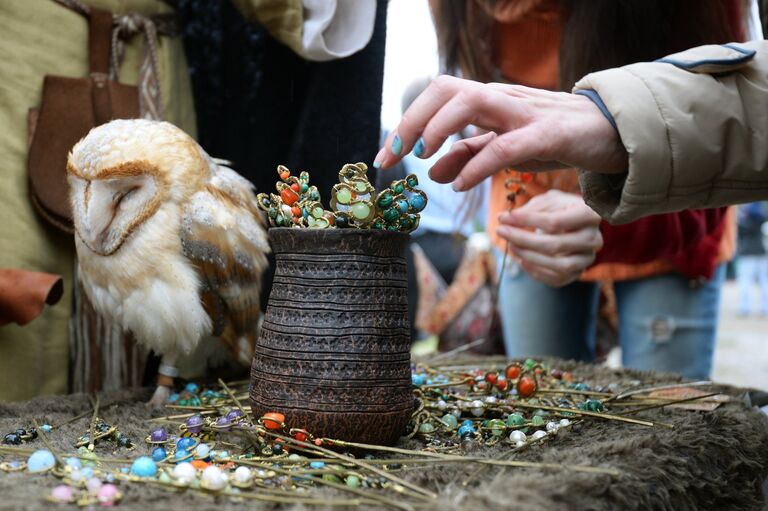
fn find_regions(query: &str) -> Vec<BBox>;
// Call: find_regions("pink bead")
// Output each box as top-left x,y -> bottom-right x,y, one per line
51,485 -> 73,502
97,484 -> 119,506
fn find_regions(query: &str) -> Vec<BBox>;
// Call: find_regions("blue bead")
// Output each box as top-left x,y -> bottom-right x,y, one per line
176,437 -> 195,450
184,383 -> 199,394
461,419 -> 475,429
130,456 -> 157,477
310,461 -> 325,469
411,374 -> 426,386
174,449 -> 190,461
27,450 -> 56,472
81,467 -> 94,479
65,457 -> 82,469
151,447 -> 167,462
457,425 -> 474,438
41,424 -> 52,433
195,443 -> 210,459
408,194 -> 426,212
397,200 -> 409,214
168,393 -> 180,403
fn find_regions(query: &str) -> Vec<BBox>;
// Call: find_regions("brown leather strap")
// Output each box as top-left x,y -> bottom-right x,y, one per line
88,8 -> 112,76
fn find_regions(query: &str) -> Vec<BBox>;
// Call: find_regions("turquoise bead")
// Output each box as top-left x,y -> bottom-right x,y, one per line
406,175 -> 418,188
27,450 -> 56,473
411,374 -> 426,386
393,182 -> 405,194
396,200 -> 409,214
310,461 -> 325,469
41,424 -> 52,434
418,423 -> 435,434
408,194 -> 426,212
130,456 -> 157,477
532,415 -> 545,426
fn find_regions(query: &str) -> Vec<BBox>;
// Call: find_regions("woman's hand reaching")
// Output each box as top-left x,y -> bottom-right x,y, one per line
374,75 -> 628,192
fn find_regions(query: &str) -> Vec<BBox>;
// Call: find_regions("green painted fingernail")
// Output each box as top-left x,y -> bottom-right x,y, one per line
391,135 -> 402,156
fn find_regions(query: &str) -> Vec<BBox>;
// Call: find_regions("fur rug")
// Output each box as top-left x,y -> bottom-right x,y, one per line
0,358 -> 766,511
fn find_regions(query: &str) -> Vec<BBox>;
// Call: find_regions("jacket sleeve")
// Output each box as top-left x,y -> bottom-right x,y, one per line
574,40 -> 768,224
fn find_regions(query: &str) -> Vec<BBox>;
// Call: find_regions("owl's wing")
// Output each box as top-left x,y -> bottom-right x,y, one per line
181,165 -> 270,365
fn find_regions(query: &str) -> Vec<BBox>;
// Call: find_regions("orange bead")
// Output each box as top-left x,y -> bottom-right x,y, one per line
314,438 -> 323,446
191,460 -> 210,469
262,412 -> 285,430
518,376 -> 536,398
294,432 -> 308,442
506,365 -> 521,380
520,172 -> 534,183
279,171 -> 290,181
280,188 -> 299,206
290,183 -> 300,192
291,206 -> 301,216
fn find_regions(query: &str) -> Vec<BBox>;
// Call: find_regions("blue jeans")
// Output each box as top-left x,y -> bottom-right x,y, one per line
498,261 -> 725,379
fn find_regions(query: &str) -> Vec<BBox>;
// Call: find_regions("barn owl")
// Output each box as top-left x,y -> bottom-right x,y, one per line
67,119 -> 270,406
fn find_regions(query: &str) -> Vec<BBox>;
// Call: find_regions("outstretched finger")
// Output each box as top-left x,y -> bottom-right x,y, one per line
428,132 -> 497,185
452,128 -> 548,191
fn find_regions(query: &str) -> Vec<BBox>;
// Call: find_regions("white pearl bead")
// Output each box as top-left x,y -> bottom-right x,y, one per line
546,421 -> 559,432
470,400 -> 484,417
484,396 -> 497,404
515,440 -> 525,448
509,430 -> 526,443
437,400 -> 447,410
234,466 -> 252,484
172,462 -> 196,484
532,430 -> 547,440
559,418 -> 571,427
201,466 -> 228,490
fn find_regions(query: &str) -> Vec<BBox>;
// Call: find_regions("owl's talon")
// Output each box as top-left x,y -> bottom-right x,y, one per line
147,385 -> 172,408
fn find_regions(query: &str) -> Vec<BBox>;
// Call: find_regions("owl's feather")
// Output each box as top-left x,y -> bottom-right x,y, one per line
68,119 -> 269,369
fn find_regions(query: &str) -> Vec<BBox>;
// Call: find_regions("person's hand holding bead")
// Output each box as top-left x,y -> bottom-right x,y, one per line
497,190 -> 603,287
373,75 -> 628,191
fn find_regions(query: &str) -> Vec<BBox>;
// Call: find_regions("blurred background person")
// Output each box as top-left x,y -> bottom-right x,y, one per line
737,202 -> 768,316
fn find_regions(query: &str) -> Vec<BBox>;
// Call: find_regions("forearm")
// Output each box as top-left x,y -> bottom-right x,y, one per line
575,40 -> 768,224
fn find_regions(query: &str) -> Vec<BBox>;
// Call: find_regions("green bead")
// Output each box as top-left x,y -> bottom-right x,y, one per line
533,409 -> 546,417
351,202 -> 371,220
441,414 -> 458,429
418,423 -> 435,434
406,175 -> 418,188
585,399 -> 604,412
382,208 -> 399,223
525,358 -> 536,370
323,474 -> 342,484
301,183 -> 309,193
393,182 -> 405,194
336,188 -> 352,204
507,413 -> 525,427
346,475 -> 361,488
532,415 -> 545,426
372,220 -> 384,230
159,472 -> 172,484
386,224 -> 399,231
487,419 -> 506,436
355,181 -> 367,192
267,207 -> 277,219
179,399 -> 189,406
312,207 -> 324,219
377,193 -> 394,208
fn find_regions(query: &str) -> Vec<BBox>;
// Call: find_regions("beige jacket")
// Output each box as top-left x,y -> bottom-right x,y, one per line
574,40 -> 768,224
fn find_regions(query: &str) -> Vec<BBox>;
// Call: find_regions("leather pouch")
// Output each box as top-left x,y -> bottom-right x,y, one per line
27,8 -> 139,233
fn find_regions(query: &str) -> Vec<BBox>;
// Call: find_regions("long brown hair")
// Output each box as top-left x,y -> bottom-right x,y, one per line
432,0 -> 744,88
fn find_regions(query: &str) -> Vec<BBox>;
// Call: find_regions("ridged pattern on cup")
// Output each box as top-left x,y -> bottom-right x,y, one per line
250,228 -> 414,445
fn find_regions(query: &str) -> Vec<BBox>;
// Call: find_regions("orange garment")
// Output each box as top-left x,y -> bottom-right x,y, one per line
487,2 -> 735,281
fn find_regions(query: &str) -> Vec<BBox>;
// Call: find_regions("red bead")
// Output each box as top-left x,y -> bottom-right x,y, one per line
485,372 -> 497,385
551,369 -> 563,380
281,188 -> 299,206
294,432 -> 308,442
506,365 -> 521,380
496,379 -> 508,391
291,206 -> 301,217
262,412 -> 285,430
290,183 -> 300,192
314,438 -> 323,446
520,172 -> 534,183
518,376 -> 536,398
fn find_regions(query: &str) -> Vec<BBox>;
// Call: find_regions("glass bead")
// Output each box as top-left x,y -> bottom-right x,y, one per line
336,188 -> 352,204
50,485 -> 74,503
185,415 -> 204,434
346,475 -> 361,488
130,457 -> 157,477
441,414 -> 458,429
532,415 -> 545,427
27,450 -> 55,473
418,423 -> 435,434
151,447 -> 166,462
487,419 -> 506,436
150,428 -> 168,442
393,182 -> 405,194
172,462 -> 196,483
185,383 -> 199,394
507,413 -> 525,427
351,202 -> 371,220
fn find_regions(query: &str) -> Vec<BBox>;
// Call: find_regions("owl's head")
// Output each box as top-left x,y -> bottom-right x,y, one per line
68,119 -> 208,256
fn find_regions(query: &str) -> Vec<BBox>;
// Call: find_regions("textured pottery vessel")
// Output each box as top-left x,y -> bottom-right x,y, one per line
250,228 -> 413,445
